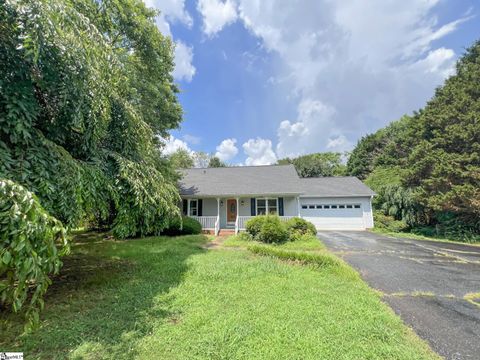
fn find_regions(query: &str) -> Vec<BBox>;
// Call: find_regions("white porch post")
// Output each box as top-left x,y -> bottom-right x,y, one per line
187,199 -> 191,217
216,198 -> 220,235
296,196 -> 301,217
235,197 -> 239,234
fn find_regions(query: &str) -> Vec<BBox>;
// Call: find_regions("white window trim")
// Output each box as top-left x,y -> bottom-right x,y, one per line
255,198 -> 279,215
189,199 -> 198,216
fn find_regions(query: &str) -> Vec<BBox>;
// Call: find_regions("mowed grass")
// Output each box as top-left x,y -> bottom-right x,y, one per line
223,233 -> 326,251
0,234 -> 438,359
371,228 -> 480,246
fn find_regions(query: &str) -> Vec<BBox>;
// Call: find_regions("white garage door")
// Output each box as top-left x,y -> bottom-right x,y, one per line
299,201 -> 366,230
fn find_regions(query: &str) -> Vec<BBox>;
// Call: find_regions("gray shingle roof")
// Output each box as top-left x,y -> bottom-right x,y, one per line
178,165 -> 375,198
178,165 -> 302,197
298,177 -> 376,197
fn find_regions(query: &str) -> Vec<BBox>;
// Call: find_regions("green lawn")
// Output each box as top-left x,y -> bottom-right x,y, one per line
0,233 -> 438,359
223,233 -> 326,251
371,228 -> 480,246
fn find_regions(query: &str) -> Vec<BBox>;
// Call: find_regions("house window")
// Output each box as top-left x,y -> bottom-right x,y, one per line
268,199 -> 278,214
256,198 -> 278,215
257,199 -> 267,215
189,200 -> 198,216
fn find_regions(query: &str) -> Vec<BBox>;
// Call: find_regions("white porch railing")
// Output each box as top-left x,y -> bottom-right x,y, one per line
189,216 -> 216,230
190,215 -> 298,233
279,216 -> 295,222
237,215 -> 296,230
237,216 -> 252,231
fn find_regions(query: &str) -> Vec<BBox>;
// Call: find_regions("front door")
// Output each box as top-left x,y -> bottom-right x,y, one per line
227,199 -> 237,223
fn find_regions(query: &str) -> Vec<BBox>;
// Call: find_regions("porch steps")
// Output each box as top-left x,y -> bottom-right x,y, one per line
217,229 -> 235,237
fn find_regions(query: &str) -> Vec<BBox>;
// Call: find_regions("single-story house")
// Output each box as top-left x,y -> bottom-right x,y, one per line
178,164 -> 375,235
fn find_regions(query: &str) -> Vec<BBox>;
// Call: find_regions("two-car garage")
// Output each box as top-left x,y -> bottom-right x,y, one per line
298,177 -> 375,231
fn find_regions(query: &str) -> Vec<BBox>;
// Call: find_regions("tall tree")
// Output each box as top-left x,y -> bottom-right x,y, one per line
0,0 -> 183,237
208,156 -> 227,168
346,115 -> 414,179
404,41 -> 480,226
347,41 -> 480,239
278,152 -> 346,177
169,149 -> 194,169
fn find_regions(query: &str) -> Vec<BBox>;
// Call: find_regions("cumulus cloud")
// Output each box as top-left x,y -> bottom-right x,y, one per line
326,135 -> 352,152
197,0 -> 238,36
243,138 -> 277,165
215,138 -> 238,161
409,47 -> 456,78
276,99 -> 337,158
198,0 -> 470,157
161,136 -> 193,155
173,41 -> 196,81
144,0 -> 196,81
144,0 -> 192,36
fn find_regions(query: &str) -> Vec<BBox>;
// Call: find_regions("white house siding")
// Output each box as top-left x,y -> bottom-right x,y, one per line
283,197 -> 298,216
299,196 -> 373,230
201,198 -> 218,217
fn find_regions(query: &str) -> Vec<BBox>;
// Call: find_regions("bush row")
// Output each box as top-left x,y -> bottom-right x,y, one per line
373,211 -> 408,233
245,215 -> 317,243
161,216 -> 202,236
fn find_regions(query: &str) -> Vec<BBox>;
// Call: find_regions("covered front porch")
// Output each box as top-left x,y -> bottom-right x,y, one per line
182,196 -> 299,235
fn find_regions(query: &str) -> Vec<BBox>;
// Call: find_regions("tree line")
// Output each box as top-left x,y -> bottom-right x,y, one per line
280,42 -> 480,241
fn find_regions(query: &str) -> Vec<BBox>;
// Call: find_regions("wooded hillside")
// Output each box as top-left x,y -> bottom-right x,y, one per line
347,41 -> 480,241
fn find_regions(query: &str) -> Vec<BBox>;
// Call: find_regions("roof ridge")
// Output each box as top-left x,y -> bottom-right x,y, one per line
181,164 -> 295,170
299,176 -> 360,179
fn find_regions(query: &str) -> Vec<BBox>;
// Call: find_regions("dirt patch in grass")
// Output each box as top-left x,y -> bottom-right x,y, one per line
46,254 -> 134,298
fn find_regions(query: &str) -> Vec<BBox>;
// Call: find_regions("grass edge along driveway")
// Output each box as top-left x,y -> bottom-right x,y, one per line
0,233 -> 439,359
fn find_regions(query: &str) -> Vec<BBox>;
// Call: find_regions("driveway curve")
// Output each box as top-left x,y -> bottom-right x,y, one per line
318,231 -> 480,360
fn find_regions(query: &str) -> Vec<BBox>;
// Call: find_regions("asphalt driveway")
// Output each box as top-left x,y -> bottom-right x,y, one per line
317,231 -> 480,360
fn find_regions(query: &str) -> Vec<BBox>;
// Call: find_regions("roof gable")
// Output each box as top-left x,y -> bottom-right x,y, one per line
299,177 -> 376,197
178,165 -> 375,198
178,165 -> 302,197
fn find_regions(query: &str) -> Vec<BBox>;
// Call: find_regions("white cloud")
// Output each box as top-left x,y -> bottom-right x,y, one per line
215,138 -> 238,161
161,136 -> 193,155
197,0 -> 238,36
201,0 -> 470,157
326,135 -> 352,152
409,47 -> 456,78
243,138 -> 277,165
173,41 -> 196,81
276,99 -> 338,158
182,134 -> 201,145
144,0 -> 196,82
144,0 -> 192,36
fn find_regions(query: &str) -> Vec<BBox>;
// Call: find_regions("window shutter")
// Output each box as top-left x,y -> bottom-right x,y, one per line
278,197 -> 284,216
182,199 -> 188,215
198,199 -> 203,216
251,198 -> 256,216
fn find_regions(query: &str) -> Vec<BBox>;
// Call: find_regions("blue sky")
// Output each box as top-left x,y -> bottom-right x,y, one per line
145,0 -> 479,165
